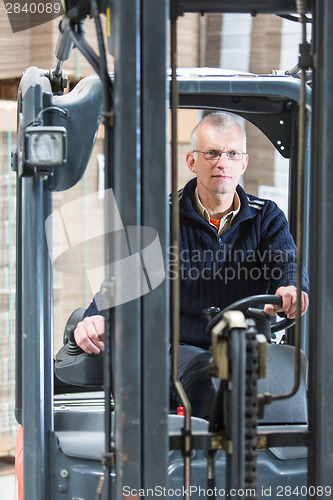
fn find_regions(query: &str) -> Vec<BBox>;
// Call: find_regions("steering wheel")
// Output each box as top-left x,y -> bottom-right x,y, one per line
204,294 -> 295,339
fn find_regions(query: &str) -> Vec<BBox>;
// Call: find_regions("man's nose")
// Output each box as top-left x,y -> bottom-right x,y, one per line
216,152 -> 229,167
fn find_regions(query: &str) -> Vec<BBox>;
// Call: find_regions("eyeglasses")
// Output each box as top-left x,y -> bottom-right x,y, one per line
193,149 -> 246,161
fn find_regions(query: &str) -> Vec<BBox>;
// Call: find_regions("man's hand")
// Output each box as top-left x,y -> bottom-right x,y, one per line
74,315 -> 105,354
263,286 -> 309,319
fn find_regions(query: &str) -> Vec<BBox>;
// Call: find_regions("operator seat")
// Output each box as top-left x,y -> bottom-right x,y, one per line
258,343 -> 308,424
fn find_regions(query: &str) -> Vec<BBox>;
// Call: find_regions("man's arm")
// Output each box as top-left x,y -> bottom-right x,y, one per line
258,201 -> 309,311
264,285 -> 309,319
74,315 -> 105,354
73,287 -> 309,354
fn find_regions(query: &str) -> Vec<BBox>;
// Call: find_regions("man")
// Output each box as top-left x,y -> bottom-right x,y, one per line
74,112 -> 309,416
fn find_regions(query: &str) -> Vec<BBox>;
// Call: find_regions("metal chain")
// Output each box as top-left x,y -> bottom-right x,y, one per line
244,330 -> 260,498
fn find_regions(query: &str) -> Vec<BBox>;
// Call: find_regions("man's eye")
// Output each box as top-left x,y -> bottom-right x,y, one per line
205,150 -> 219,158
228,151 -> 238,158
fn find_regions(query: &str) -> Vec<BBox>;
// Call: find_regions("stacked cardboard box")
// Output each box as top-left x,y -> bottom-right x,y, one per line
0,4 -> 31,80
0,98 -> 107,455
0,2 -> 114,82
0,101 -> 17,456
0,7 -> 114,411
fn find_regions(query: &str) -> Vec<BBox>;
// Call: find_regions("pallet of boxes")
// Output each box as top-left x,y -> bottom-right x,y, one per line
0,5 -> 114,458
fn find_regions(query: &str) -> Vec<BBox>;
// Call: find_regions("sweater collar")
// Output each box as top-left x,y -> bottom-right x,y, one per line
179,178 -> 260,231
193,186 -> 241,236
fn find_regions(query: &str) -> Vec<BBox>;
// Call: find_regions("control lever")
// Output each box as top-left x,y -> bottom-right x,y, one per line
55,307 -> 103,387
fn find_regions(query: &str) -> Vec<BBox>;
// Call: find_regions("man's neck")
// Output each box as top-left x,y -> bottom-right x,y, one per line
197,188 -> 235,220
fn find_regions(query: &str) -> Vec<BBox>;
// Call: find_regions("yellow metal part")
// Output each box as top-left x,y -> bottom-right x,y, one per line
211,435 -> 233,454
210,311 -> 248,381
256,333 -> 267,379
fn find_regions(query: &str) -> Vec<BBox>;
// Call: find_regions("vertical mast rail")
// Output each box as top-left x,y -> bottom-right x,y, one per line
170,11 -> 192,499
141,0 -> 169,492
308,0 -> 333,494
17,70 -> 53,500
112,0 -> 142,496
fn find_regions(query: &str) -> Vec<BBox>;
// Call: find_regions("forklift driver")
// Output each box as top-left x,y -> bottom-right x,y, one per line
74,112 -> 309,418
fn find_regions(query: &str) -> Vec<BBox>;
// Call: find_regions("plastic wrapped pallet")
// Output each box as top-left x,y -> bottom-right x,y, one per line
0,99 -> 106,453
0,101 -> 17,456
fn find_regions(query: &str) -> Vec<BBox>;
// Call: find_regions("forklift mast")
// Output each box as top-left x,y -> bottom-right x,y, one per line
13,0 -> 333,499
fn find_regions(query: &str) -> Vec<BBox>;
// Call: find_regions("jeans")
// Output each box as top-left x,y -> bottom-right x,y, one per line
169,344 -> 219,418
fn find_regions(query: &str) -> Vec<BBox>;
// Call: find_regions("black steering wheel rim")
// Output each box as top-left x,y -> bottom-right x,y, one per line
205,294 -> 295,336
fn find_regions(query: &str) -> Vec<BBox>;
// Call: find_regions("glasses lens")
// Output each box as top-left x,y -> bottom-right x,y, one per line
201,150 -> 244,161
204,150 -> 220,160
227,152 -> 243,160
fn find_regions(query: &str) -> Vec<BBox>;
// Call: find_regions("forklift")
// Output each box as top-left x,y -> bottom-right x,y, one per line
13,1 -> 333,499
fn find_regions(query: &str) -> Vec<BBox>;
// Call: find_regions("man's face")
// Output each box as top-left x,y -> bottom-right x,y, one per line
186,123 -> 248,198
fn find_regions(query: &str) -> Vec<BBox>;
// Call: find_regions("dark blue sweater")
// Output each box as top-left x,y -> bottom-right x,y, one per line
84,178 -> 309,349
175,178 -> 309,347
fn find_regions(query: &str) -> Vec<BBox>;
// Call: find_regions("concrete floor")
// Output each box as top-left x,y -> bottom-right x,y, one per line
0,459 -> 16,500
0,471 -> 15,500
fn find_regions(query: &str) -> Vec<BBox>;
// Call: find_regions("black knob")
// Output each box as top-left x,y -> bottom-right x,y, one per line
202,306 -> 221,325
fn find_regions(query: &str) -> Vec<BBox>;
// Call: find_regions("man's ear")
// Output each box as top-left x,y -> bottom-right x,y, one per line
186,152 -> 196,174
241,154 -> 249,175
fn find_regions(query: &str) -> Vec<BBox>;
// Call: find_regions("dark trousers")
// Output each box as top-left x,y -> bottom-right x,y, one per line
169,344 -> 218,418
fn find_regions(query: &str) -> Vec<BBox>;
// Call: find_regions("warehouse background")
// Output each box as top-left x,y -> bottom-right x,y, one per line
0,6 -> 303,457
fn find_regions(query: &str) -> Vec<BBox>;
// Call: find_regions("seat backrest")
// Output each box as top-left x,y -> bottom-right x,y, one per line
258,344 -> 308,424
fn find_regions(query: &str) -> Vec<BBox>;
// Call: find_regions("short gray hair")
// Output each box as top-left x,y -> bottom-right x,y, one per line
191,112 -> 247,151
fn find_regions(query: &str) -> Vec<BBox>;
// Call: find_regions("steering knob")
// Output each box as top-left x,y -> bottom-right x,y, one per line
202,306 -> 221,325
246,308 -> 272,342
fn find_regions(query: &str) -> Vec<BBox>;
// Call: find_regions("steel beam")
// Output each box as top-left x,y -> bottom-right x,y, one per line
111,0 -> 169,494
111,0 -> 142,496
308,0 -> 333,493
17,69 -> 53,500
141,0 -> 169,491
175,0 -> 311,15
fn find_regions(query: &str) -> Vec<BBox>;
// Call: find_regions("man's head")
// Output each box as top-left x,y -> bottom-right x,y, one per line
190,112 -> 247,152
186,112 -> 248,203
